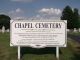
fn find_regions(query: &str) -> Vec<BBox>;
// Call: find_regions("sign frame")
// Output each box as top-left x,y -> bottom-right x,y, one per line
10,20 -> 67,48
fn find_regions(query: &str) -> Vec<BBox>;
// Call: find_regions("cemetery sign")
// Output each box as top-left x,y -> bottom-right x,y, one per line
10,20 -> 67,48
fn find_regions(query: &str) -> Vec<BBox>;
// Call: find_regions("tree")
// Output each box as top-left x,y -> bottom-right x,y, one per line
61,5 -> 80,29
61,5 -> 74,29
73,8 -> 80,29
0,14 -> 11,29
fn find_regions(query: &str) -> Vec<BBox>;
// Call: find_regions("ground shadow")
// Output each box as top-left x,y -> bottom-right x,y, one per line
20,47 -> 62,58
71,46 -> 80,60
72,53 -> 80,60
68,34 -> 80,43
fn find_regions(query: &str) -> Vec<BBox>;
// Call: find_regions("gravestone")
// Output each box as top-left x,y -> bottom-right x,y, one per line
6,29 -> 10,32
2,26 -> 5,33
73,28 -> 77,32
78,28 -> 80,32
67,29 -> 70,32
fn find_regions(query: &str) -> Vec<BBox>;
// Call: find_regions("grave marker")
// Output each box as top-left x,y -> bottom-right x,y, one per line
74,28 -> 77,32
2,26 -> 5,33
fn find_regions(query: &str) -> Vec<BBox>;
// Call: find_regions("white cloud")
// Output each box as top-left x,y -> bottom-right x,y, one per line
13,16 -> 27,20
8,8 -> 24,19
16,8 -> 22,13
9,8 -> 23,14
39,8 -> 61,15
37,8 -> 62,20
11,0 -> 35,2
28,14 -> 60,20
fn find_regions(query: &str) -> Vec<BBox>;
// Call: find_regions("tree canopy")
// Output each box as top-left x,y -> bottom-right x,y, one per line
0,14 -> 11,29
73,8 -> 80,28
61,5 -> 80,29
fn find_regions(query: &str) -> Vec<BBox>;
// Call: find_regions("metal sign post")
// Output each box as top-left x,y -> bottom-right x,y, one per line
56,46 -> 59,60
18,46 -> 20,60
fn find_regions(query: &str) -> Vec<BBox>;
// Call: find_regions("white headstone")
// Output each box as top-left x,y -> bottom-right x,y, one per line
67,29 -> 70,32
78,28 -> 80,32
2,26 -> 5,33
6,29 -> 10,32
74,28 -> 77,32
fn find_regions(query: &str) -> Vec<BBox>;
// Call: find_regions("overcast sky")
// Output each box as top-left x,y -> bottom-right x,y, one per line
0,0 -> 80,19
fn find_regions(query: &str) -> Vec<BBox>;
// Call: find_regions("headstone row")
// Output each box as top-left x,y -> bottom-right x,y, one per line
67,28 -> 80,32
0,26 -> 10,33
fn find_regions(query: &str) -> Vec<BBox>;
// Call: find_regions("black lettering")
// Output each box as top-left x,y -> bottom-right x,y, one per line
15,23 -> 21,28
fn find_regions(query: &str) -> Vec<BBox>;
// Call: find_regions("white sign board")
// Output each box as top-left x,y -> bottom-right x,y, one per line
10,20 -> 67,48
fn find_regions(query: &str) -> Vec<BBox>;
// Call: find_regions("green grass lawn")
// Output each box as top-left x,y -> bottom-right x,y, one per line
0,32 -> 80,60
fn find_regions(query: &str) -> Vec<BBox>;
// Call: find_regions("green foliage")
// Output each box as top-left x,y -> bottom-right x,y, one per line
73,8 -> 80,28
61,5 -> 80,29
61,6 -> 73,29
0,14 -> 11,29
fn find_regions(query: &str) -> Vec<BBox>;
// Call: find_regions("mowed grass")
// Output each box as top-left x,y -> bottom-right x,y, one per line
0,32 -> 80,60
